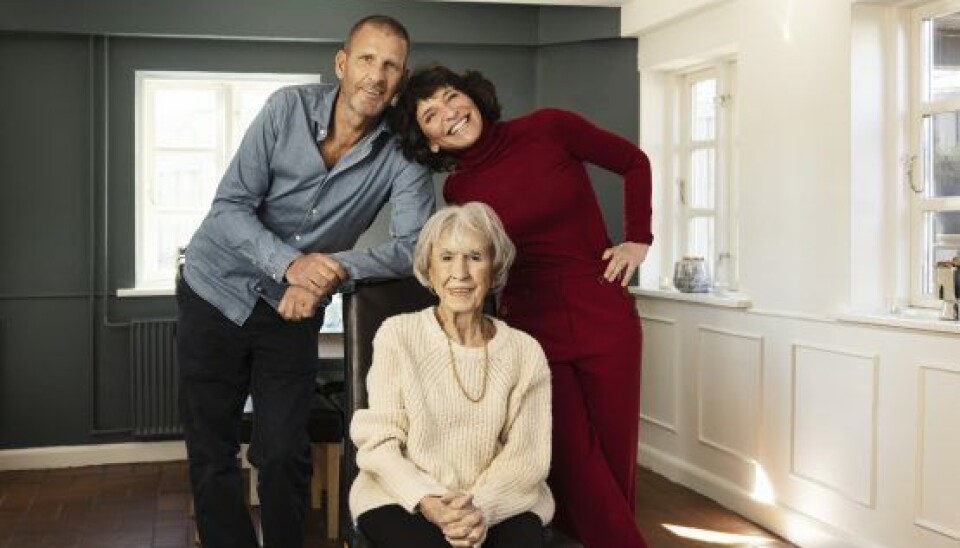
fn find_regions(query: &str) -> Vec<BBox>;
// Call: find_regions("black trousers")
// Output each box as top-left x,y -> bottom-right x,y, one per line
358,505 -> 545,548
177,278 -> 320,548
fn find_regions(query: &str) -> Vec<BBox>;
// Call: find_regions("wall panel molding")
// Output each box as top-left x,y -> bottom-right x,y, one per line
696,325 -> 763,463
914,364 -> 960,540
639,314 -> 678,433
790,342 -> 878,508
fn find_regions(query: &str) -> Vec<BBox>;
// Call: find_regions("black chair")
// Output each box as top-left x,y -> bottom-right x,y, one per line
339,278 -> 582,548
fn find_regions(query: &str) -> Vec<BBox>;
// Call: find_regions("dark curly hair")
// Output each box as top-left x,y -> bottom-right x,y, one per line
390,64 -> 502,172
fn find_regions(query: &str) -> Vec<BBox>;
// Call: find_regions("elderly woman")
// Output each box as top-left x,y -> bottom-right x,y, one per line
349,202 -> 554,548
390,65 -> 652,548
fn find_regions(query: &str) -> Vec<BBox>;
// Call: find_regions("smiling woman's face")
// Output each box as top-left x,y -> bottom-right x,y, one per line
428,227 -> 492,317
416,86 -> 483,152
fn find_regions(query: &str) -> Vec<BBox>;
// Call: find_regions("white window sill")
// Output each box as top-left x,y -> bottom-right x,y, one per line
629,287 -> 753,309
117,287 -> 174,298
835,308 -> 960,334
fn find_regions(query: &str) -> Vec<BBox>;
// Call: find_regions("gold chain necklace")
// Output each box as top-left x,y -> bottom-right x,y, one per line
445,335 -> 489,403
438,312 -> 490,403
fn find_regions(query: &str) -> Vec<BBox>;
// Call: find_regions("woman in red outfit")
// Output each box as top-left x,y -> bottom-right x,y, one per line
391,66 -> 653,548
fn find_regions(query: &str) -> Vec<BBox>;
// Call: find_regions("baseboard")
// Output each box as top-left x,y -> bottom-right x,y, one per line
638,444 -> 883,548
0,441 -> 188,470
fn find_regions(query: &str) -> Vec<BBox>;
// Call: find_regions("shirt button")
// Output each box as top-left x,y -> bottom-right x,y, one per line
255,285 -> 262,293
295,234 -> 301,241
311,209 -> 317,215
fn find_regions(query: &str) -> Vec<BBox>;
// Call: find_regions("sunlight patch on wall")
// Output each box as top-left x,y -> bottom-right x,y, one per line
751,460 -> 776,504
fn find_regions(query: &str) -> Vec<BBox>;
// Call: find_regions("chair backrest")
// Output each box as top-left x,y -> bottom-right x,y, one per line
340,278 -> 437,546
338,278 -> 582,548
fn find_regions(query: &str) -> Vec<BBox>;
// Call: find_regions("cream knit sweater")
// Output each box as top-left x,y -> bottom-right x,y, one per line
349,307 -> 554,528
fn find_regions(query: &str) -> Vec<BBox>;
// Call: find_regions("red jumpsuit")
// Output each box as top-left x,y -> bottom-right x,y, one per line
444,109 -> 653,548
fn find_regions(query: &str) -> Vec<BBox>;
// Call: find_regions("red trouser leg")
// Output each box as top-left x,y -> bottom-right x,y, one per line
501,275 -> 647,547
549,352 -> 646,548
578,327 -> 642,508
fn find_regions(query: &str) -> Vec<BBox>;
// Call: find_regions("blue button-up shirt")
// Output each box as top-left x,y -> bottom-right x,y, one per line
183,83 -> 435,326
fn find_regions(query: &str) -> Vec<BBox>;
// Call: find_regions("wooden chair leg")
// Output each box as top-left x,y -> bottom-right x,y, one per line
244,445 -> 260,507
325,443 -> 341,540
311,443 -> 325,510
189,498 -> 201,546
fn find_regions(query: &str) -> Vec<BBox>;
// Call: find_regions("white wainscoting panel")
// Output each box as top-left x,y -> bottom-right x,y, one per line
915,365 -> 960,540
697,326 -> 763,461
791,343 -> 878,507
640,315 -> 678,432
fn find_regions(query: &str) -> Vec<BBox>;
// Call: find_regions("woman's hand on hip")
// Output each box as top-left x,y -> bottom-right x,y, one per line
602,241 -> 650,287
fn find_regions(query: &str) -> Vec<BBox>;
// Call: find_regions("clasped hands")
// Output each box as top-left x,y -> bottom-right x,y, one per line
277,253 -> 347,322
419,492 -> 487,547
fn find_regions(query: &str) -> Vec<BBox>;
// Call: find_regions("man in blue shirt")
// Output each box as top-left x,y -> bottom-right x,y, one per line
176,15 -> 434,548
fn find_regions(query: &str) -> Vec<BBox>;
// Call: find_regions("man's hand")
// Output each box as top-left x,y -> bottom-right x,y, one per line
285,253 -> 348,298
277,285 -> 323,322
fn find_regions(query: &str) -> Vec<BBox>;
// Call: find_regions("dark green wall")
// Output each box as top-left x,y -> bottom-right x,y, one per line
537,38 -> 640,245
0,2 -> 639,449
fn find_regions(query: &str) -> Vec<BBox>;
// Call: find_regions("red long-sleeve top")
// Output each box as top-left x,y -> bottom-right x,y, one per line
444,108 -> 653,284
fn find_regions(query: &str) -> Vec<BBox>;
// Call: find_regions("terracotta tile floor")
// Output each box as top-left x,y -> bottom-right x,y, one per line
0,462 -> 793,547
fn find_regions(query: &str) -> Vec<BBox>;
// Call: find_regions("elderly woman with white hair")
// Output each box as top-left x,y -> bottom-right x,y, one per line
349,202 -> 554,548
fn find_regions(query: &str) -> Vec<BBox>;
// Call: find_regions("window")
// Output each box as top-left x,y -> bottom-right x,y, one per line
134,71 -> 320,290
910,2 -> 960,306
666,60 -> 738,291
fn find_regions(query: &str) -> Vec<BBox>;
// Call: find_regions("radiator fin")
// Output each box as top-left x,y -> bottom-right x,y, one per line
130,319 -> 181,438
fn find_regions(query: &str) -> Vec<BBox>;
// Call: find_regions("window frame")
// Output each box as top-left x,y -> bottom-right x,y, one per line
667,58 -> 738,290
133,71 -> 320,291
909,0 -> 960,307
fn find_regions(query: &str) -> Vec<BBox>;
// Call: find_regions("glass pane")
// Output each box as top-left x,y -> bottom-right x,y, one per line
154,212 -> 206,277
691,78 -> 717,141
154,88 -> 217,148
690,148 -> 716,208
687,216 -> 715,261
925,111 -> 960,197
930,11 -> 960,102
231,89 -> 273,152
151,152 -> 218,210
238,89 -> 274,128
924,211 -> 960,294
321,293 -> 344,333
230,83 -> 299,152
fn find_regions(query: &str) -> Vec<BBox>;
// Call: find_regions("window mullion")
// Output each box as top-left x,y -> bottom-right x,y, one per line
677,74 -> 691,263
917,196 -> 960,211
917,97 -> 960,115
220,83 -> 232,178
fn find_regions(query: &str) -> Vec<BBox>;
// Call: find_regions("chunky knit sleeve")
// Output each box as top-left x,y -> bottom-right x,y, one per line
468,335 -> 553,526
538,108 -> 654,245
350,320 -> 448,513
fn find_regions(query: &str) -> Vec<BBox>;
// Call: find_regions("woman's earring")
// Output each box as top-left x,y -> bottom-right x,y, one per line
390,95 -> 398,107
430,144 -> 440,154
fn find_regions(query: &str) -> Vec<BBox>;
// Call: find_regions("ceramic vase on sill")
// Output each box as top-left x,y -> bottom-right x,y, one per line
673,256 -> 711,293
